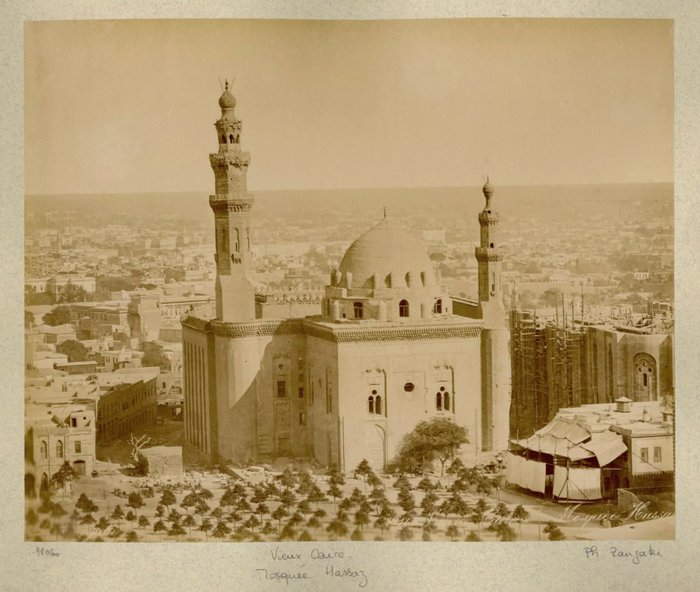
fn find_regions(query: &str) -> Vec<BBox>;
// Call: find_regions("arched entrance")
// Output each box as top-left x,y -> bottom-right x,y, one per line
39,473 -> 49,496
25,473 -> 36,498
365,424 -> 386,472
73,460 -> 86,475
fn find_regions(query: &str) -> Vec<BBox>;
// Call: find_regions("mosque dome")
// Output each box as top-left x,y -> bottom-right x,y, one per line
338,218 -> 436,289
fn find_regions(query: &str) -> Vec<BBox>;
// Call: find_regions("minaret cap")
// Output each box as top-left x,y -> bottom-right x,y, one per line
482,176 -> 494,207
218,79 -> 237,110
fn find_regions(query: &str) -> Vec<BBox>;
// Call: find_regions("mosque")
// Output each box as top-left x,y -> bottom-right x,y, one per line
182,83 -> 511,471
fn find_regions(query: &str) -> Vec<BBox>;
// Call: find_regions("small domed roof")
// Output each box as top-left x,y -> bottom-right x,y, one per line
338,218 -> 436,289
219,90 -> 236,109
218,80 -> 236,109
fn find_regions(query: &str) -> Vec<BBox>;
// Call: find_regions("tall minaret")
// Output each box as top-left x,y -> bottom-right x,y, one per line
209,81 -> 256,321
475,179 -> 511,451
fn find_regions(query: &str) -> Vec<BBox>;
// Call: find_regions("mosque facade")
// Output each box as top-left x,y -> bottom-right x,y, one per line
182,84 -> 511,471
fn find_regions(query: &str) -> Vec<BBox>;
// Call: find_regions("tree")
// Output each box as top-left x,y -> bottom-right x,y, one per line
465,531 -> 480,542
446,524 -> 460,541
111,505 -> 124,524
279,489 -> 297,509
126,531 -> 138,542
351,528 -> 364,541
488,522 -> 516,542
57,340 -> 92,363
128,434 -> 151,473
354,509 -> 370,531
76,493 -> 92,513
417,477 -> 434,492
421,490 -> 439,519
125,510 -> 137,527
256,502 -> 270,522
212,521 -> 231,539
280,467 -> 297,489
476,478 -> 492,499
354,459 -> 372,485
327,482 -> 342,502
199,518 -> 213,541
279,523 -> 297,541
392,418 -> 468,476
397,488 -> 416,514
127,491 -> 145,510
43,305 -> 71,326
159,490 -> 176,510
141,342 -> 171,371
169,522 -> 186,540
494,502 -> 511,521
153,520 -> 168,535
271,506 -> 288,531
167,508 -> 181,524
58,282 -> 88,303
306,515 -> 322,530
50,461 -> 76,494
399,526 -> 414,541
298,529 -> 313,542
544,522 -> 565,541
326,519 -> 349,540
138,515 -> 150,529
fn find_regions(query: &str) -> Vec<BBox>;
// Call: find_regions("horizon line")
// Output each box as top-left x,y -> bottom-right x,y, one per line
26,180 -> 675,198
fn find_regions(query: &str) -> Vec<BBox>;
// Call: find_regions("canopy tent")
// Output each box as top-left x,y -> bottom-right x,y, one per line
553,466 -> 602,500
507,416 -> 628,501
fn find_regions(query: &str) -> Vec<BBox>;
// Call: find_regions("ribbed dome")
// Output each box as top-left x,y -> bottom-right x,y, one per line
338,218 -> 436,289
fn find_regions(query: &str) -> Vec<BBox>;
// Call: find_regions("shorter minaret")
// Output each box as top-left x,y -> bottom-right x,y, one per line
475,179 -> 511,451
209,81 -> 256,322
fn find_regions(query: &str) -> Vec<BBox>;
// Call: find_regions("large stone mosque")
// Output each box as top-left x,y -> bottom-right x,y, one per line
182,83 -> 511,471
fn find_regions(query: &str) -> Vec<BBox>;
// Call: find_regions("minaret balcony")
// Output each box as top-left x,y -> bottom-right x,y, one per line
475,246 -> 503,262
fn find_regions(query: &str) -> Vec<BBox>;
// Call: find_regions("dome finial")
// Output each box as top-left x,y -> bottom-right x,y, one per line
224,78 -> 229,91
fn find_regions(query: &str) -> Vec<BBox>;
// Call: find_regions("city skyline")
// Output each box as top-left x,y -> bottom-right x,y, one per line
25,19 -> 673,195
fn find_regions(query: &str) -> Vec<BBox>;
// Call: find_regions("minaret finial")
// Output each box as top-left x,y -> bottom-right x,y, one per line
225,79 -> 229,91
383,206 -> 387,219
482,176 -> 494,207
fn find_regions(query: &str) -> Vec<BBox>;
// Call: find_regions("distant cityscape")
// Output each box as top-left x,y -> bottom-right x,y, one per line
24,180 -> 674,543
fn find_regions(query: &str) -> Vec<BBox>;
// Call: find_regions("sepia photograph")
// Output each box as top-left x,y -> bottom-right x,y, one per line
21,18 -> 676,550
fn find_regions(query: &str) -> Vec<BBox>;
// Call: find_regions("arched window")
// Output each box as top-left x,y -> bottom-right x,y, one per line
399,299 -> 409,318
40,441 -> 48,460
433,299 -> 442,314
229,134 -> 234,144
234,229 -> 240,252
221,135 -> 226,144
436,391 -> 442,410
353,302 -> 363,319
368,389 -> 382,415
444,392 -> 450,411
56,440 -> 63,459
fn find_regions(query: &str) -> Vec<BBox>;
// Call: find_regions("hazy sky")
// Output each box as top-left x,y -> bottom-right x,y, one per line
25,19 -> 673,194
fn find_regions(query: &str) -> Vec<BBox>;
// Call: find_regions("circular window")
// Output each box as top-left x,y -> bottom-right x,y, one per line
440,386 -> 445,392
404,383 -> 415,392
371,389 -> 377,395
